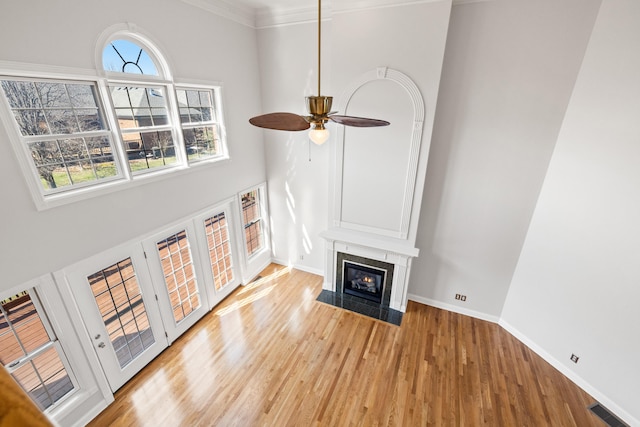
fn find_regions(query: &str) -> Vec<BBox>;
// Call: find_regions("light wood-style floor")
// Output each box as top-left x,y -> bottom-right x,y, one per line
89,264 -> 601,426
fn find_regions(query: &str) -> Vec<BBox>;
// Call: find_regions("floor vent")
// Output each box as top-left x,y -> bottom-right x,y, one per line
588,403 -> 629,427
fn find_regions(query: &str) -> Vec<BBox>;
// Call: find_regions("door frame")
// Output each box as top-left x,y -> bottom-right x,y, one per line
59,241 -> 169,392
142,221 -> 210,344
193,197 -> 243,309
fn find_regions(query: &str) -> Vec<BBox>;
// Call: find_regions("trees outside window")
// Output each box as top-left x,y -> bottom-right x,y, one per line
0,79 -> 119,193
0,33 -> 227,209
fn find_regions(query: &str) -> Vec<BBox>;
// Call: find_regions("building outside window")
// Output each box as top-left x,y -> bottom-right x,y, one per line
0,33 -> 227,209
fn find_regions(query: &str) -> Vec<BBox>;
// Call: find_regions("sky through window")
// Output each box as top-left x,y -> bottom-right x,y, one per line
102,39 -> 159,75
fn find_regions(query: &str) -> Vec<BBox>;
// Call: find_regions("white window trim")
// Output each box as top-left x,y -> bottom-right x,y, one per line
175,83 -> 229,162
237,182 -> 272,282
0,275 -> 113,426
0,60 -> 229,211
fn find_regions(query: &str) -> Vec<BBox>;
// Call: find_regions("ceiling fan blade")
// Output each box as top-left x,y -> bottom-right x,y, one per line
329,115 -> 390,128
249,112 -> 310,131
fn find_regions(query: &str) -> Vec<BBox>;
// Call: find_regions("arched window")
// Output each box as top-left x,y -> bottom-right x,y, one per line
102,39 -> 160,76
101,34 -> 226,175
101,37 -> 178,173
0,28 -> 227,209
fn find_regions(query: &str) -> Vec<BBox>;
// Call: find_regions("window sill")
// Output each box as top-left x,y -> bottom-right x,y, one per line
34,155 -> 230,211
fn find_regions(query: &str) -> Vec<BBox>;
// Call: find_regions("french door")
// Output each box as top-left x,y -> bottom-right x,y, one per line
64,244 -> 167,392
194,202 -> 242,308
142,223 -> 209,343
62,200 -> 243,392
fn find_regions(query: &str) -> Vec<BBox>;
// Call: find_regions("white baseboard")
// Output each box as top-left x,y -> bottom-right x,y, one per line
242,258 -> 273,284
271,257 -> 325,276
407,294 -> 637,426
499,319 -> 639,427
408,293 -> 500,324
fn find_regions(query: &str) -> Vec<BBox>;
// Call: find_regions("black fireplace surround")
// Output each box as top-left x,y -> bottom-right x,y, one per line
315,252 -> 401,325
336,252 -> 394,307
343,261 -> 385,303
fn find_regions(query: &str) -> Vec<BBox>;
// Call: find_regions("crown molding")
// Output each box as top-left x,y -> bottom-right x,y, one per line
181,0 -> 492,29
181,0 -> 256,27
256,0 -> 452,28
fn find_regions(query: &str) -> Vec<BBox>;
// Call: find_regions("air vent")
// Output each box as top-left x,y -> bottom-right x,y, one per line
588,403 -> 629,427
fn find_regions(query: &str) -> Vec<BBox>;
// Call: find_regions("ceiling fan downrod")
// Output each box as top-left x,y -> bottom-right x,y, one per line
306,0 -> 331,144
247,0 -> 389,144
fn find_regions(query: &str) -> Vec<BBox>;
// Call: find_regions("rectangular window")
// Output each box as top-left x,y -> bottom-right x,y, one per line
0,72 -> 228,209
0,290 -> 76,411
176,87 -> 224,163
241,189 -> 264,257
0,78 -> 120,194
109,85 -> 177,173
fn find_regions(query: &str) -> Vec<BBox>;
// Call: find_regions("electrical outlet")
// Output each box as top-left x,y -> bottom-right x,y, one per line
455,294 -> 467,301
299,255 -> 304,261
570,354 -> 579,364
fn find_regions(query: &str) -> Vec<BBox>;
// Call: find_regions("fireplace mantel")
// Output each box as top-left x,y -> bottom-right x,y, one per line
320,228 -> 419,258
321,228 -> 418,313
321,67 -> 431,315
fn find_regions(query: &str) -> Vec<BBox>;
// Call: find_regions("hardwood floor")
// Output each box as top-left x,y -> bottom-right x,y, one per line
88,264 -> 601,426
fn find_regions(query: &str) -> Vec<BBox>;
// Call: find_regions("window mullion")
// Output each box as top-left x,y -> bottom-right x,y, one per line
0,41 -> 228,209
97,79 -> 131,181
165,83 -> 187,166
22,129 -> 113,141
5,341 -> 56,374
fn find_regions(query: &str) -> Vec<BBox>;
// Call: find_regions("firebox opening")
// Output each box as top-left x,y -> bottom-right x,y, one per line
342,261 -> 386,304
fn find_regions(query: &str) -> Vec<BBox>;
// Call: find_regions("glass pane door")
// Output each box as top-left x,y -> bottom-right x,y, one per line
63,244 -> 167,392
204,212 -> 235,292
87,258 -> 155,368
143,223 -> 208,343
195,202 -> 241,308
156,230 -> 201,323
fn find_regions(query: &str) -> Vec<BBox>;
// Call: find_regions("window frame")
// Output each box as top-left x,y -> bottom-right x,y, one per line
237,183 -> 271,283
0,72 -> 126,201
239,183 -> 270,260
0,287 -> 80,413
104,78 -> 186,175
175,83 -> 228,163
0,57 -> 228,210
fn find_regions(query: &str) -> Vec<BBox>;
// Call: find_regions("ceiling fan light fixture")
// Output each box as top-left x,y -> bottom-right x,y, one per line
309,122 -> 330,145
306,95 -> 332,116
247,0 -> 390,138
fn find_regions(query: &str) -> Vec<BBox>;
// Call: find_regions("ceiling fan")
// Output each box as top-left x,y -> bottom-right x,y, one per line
249,0 -> 390,145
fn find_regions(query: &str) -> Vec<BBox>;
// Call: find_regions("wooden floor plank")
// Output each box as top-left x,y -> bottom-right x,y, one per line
88,264 -> 601,426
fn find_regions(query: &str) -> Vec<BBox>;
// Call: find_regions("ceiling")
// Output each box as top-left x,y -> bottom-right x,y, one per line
180,0 -> 473,28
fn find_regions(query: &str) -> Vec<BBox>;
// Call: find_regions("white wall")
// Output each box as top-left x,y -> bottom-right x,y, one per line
501,0 -> 640,424
258,21 -> 331,274
332,2 -> 451,244
0,0 -> 266,290
409,0 -> 602,319
263,1 -> 451,273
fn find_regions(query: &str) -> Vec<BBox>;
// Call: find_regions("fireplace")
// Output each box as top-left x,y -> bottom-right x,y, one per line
335,251 -> 395,308
316,250 -> 402,324
319,68 -> 428,321
343,261 -> 385,303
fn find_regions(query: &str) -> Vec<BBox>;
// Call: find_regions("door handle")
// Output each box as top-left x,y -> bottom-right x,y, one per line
98,342 -> 106,348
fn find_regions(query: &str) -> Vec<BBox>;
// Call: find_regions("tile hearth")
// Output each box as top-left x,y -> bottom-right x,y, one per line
316,290 -> 403,326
